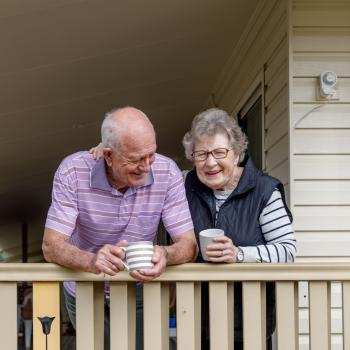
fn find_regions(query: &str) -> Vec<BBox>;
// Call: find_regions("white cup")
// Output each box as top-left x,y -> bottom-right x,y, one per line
199,229 -> 225,261
121,241 -> 154,271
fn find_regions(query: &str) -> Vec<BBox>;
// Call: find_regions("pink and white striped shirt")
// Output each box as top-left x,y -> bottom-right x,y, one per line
45,151 -> 193,296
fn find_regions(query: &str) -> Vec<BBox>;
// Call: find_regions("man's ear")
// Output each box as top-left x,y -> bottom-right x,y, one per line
103,148 -> 113,166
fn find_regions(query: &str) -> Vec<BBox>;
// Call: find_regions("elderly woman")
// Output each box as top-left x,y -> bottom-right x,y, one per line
183,108 -> 296,350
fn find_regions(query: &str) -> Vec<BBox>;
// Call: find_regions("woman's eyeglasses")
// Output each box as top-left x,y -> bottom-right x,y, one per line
191,148 -> 232,161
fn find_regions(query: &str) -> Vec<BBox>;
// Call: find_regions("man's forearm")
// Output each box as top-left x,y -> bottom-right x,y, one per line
164,232 -> 198,266
46,242 -> 95,272
42,229 -> 95,273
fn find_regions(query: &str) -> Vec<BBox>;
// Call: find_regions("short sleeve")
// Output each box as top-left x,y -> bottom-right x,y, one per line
161,162 -> 194,237
45,162 -> 79,236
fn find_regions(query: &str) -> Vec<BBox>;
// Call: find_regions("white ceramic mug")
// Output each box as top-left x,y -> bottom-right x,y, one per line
121,241 -> 154,271
199,229 -> 225,261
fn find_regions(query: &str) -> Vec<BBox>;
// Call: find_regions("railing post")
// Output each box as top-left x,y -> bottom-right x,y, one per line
209,281 -> 234,350
176,281 -> 201,350
309,281 -> 330,350
33,282 -> 60,350
144,282 -> 169,350
0,282 -> 17,349
110,282 -> 136,350
76,281 -> 104,350
276,281 -> 298,350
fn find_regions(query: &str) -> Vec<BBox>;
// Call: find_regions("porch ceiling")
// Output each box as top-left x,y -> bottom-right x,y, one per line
0,0 -> 259,223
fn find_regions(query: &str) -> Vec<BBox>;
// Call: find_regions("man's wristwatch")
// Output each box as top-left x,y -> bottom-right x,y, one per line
236,247 -> 244,263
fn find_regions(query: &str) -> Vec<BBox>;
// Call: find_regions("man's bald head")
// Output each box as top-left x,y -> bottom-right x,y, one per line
101,107 -> 155,151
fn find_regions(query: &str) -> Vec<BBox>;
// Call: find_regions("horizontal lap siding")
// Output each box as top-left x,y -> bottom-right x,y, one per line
292,2 -> 350,348
293,129 -> 350,154
293,206 -> 350,231
266,136 -> 289,171
265,111 -> 288,150
292,104 -> 350,128
294,28 -> 350,52
297,232 -> 350,257
294,53 -> 350,77
265,88 -> 288,127
294,180 -> 350,205
291,0 -> 350,253
264,27 -> 289,193
294,155 -> 350,179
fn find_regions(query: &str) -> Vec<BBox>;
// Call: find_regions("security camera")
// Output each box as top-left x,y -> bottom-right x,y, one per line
319,71 -> 338,98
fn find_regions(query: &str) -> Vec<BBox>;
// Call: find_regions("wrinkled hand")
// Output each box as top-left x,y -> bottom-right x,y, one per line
89,142 -> 104,160
130,245 -> 168,282
90,240 -> 127,275
206,236 -> 239,263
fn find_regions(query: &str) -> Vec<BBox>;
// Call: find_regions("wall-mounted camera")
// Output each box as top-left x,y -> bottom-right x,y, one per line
319,71 -> 338,99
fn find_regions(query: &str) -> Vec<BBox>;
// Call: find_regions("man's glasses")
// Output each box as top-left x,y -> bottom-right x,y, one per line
191,148 -> 232,161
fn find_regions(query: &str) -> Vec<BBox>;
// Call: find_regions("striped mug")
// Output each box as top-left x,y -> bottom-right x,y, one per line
121,241 -> 154,271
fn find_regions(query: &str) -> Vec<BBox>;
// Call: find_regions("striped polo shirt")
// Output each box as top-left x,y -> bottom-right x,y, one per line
45,151 -> 194,296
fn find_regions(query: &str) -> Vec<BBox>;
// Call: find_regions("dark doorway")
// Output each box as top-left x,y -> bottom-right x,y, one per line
238,95 -> 263,170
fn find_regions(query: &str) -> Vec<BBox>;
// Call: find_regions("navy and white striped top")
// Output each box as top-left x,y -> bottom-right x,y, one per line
214,188 -> 296,263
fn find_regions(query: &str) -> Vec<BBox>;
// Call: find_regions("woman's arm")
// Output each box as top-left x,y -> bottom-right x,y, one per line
89,142 -> 103,160
240,188 -> 296,263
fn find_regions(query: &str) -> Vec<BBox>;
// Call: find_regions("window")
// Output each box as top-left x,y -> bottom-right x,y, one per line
238,93 -> 264,171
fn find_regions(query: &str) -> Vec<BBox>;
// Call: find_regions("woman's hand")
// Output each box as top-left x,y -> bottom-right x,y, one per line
89,142 -> 104,160
206,236 -> 240,263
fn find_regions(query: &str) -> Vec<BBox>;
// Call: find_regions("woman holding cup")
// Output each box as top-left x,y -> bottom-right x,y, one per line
182,108 -> 296,349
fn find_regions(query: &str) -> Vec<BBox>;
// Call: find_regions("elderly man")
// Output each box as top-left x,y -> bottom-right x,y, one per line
43,106 -> 197,349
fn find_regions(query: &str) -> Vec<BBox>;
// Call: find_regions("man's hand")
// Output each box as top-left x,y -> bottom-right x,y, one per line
90,240 -> 128,276
130,245 -> 168,282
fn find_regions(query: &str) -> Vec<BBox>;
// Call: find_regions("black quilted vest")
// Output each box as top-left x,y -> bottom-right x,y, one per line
185,155 -> 292,343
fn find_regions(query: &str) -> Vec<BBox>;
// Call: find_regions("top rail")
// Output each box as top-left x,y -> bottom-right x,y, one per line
1,262 -> 350,281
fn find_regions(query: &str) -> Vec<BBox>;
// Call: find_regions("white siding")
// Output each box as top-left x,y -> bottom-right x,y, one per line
291,0 -> 350,256
291,1 -> 350,348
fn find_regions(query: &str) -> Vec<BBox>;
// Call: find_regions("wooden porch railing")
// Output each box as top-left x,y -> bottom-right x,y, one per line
1,262 -> 350,350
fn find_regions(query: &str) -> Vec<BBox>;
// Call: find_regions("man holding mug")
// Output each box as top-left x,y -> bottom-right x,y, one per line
42,106 -> 198,349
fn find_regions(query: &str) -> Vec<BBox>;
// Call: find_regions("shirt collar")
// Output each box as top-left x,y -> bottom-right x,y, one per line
90,157 -> 154,192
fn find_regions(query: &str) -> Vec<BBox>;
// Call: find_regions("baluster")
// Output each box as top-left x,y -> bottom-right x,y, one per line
0,282 -> 17,349
242,281 -> 266,350
309,281 -> 330,350
276,281 -> 298,350
76,281 -> 104,350
144,282 -> 169,350
209,281 -> 234,350
110,282 -> 136,350
33,281 -> 60,350
176,281 -> 201,350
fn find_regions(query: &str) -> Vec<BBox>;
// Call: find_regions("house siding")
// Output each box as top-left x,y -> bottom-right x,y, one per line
291,1 -> 350,349
291,0 -> 350,258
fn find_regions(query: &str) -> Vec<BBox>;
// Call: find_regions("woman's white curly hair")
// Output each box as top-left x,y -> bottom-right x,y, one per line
182,108 -> 248,162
